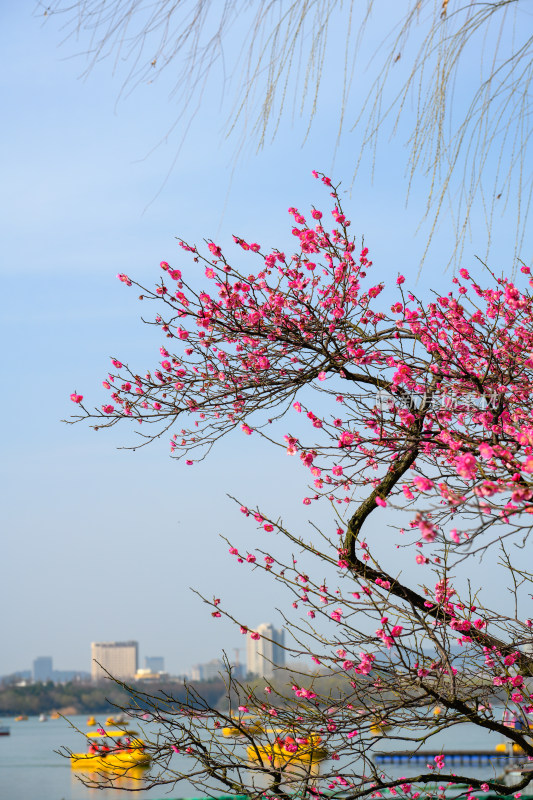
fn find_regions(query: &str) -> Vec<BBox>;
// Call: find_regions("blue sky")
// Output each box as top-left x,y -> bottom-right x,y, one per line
0,2 -> 530,677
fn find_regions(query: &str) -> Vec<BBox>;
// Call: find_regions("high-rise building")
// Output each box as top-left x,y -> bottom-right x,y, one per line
246,623 -> 285,678
91,641 -> 138,682
33,656 -> 53,682
190,659 -> 224,681
145,656 -> 164,673
201,659 -> 224,681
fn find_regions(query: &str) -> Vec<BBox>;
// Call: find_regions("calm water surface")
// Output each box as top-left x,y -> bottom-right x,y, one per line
0,713 -> 509,800
0,714 -> 197,800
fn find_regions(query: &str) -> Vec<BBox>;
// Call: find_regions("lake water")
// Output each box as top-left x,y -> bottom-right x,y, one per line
0,714 -> 199,800
0,713 -> 515,799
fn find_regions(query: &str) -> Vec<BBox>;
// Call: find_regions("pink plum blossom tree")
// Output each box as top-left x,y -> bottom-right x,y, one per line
70,173 -> 533,797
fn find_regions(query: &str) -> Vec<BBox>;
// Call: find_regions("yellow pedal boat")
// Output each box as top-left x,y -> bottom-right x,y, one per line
495,742 -> 527,754
247,734 -> 328,765
222,714 -> 265,737
370,720 -> 392,736
105,715 -> 126,726
71,729 -> 151,774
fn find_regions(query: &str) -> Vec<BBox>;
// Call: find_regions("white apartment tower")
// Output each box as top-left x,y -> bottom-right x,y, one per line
91,641 -> 138,682
246,623 -> 285,678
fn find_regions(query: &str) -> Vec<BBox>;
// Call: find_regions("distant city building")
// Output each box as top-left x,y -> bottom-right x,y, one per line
0,670 -> 31,687
53,670 -> 91,683
33,656 -> 53,682
202,659 -> 224,681
91,641 -> 138,682
135,668 -> 168,681
145,656 -> 165,673
231,663 -> 245,679
190,659 -> 224,682
246,623 -> 285,678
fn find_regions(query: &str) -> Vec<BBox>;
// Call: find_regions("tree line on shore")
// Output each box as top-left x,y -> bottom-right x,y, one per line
0,679 -> 228,716
0,670 -> 379,716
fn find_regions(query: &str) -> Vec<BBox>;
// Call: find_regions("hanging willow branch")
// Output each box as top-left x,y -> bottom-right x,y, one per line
39,0 -> 532,269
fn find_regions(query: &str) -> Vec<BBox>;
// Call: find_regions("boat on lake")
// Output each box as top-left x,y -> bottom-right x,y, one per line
14,715 -> 28,722
39,713 -> 47,722
87,716 -> 96,726
246,733 -> 328,765
222,714 -> 265,737
0,726 -> 10,736
370,718 -> 392,736
70,728 -> 151,774
105,715 -> 127,726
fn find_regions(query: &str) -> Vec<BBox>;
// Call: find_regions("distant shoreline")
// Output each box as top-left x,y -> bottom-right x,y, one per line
0,678 -> 227,716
